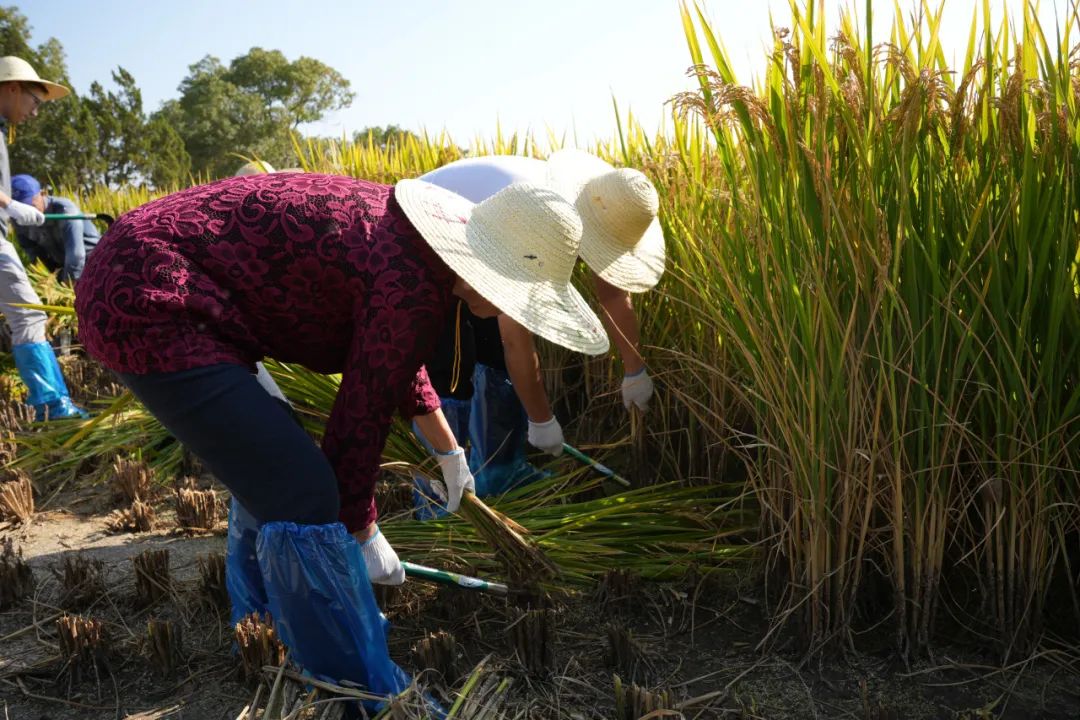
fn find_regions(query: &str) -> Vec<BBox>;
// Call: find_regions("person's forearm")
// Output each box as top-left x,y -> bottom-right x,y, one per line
0,191 -> 12,208
61,222 -> 85,282
413,408 -> 460,454
498,314 -> 553,422
594,276 -> 645,375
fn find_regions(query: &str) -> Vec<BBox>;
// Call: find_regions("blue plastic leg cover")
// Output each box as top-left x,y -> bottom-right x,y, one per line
11,341 -> 88,421
256,521 -> 438,716
226,497 -> 269,627
412,396 -> 471,520
469,364 -> 547,496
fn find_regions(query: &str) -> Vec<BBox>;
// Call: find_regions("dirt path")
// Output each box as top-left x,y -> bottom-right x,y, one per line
2,487 -> 1079,720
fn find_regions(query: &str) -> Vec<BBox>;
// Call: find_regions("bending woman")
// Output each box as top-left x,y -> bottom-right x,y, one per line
74,172 -> 608,705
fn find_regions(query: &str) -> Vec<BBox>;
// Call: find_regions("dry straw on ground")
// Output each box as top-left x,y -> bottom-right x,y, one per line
0,470 -> 34,523
0,402 -> 31,449
412,630 -> 459,685
106,498 -> 156,533
0,537 -> 33,609
235,612 -> 287,683
613,675 -> 674,720
145,619 -> 183,677
53,553 -> 106,610
198,552 -> 229,612
594,568 -> 641,613
132,548 -> 171,607
508,607 -> 556,676
175,478 -> 220,531
111,456 -> 154,502
606,624 -> 648,683
56,614 -> 109,685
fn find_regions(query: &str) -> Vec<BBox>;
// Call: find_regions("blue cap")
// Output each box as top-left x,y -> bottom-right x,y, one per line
11,174 -> 41,204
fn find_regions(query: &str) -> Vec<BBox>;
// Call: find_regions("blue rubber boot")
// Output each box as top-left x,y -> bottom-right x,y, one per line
469,364 -> 547,497
256,521 -> 443,717
413,395 -> 471,520
12,341 -> 89,421
226,497 -> 269,627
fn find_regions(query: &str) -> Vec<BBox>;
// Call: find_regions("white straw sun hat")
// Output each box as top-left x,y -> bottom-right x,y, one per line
395,179 -> 610,356
0,57 -> 69,100
234,159 -> 275,176
545,149 -> 666,293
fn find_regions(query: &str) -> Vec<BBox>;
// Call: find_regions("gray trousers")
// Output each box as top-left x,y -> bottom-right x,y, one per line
0,237 -> 47,346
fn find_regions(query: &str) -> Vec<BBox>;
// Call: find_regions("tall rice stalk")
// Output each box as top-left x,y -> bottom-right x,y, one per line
676,0 -> 1080,656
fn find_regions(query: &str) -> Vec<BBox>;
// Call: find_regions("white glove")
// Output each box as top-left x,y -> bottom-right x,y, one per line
4,200 -> 44,226
432,447 -> 475,513
621,368 -> 654,412
358,526 -> 405,585
527,416 -> 564,456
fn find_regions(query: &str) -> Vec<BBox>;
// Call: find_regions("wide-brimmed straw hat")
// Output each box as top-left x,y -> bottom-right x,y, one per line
546,149 -> 665,293
395,179 -> 610,356
234,159 -> 275,176
0,57 -> 69,101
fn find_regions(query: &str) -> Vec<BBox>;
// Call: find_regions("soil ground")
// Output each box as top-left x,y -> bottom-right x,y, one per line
2,481 -> 1078,720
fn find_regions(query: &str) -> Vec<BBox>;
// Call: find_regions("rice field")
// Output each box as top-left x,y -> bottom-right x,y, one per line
2,1 -> 1079,718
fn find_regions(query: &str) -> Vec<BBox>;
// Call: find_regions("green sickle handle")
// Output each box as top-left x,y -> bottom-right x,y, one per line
402,561 -> 509,595
562,443 -> 631,487
43,212 -> 115,225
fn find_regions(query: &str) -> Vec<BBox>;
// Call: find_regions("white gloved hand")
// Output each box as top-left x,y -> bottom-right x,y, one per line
358,526 -> 405,585
4,200 -> 44,226
621,368 -> 654,412
432,447 -> 475,513
527,416 -> 564,456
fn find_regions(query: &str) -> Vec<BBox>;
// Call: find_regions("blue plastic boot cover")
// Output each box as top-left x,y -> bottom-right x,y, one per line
226,497 -> 269,627
41,348 -> 87,418
12,341 -> 64,407
11,341 -> 87,420
255,521 -> 415,712
413,395 -> 471,520
469,364 -> 547,496
43,395 -> 89,420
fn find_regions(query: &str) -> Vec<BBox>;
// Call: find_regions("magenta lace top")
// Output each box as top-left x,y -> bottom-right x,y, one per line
75,173 -> 456,531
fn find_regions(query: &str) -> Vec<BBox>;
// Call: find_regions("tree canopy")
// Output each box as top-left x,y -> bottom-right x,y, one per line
0,7 -> 356,190
159,49 -> 354,177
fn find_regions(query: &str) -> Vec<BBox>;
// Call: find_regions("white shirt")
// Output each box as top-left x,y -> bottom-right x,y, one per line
419,155 -> 546,202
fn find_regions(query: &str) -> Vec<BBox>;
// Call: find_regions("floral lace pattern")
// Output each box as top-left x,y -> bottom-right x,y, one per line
75,174 -> 456,531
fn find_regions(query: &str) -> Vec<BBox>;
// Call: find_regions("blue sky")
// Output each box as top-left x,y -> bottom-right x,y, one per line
19,1 -> 1073,147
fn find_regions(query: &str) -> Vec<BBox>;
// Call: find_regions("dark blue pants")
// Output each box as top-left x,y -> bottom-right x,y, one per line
118,362 -> 338,525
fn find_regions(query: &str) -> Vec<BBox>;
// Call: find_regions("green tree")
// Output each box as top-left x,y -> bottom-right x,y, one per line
81,67 -> 191,189
142,115 -> 192,188
352,124 -> 420,148
159,48 -> 354,178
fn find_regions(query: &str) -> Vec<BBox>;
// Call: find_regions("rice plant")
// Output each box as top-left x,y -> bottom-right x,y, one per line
674,0 -> 1080,657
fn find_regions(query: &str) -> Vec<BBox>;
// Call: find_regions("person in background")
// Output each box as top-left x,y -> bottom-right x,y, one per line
10,173 -> 99,282
0,56 -> 87,421
74,172 -> 608,709
413,149 -> 664,511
